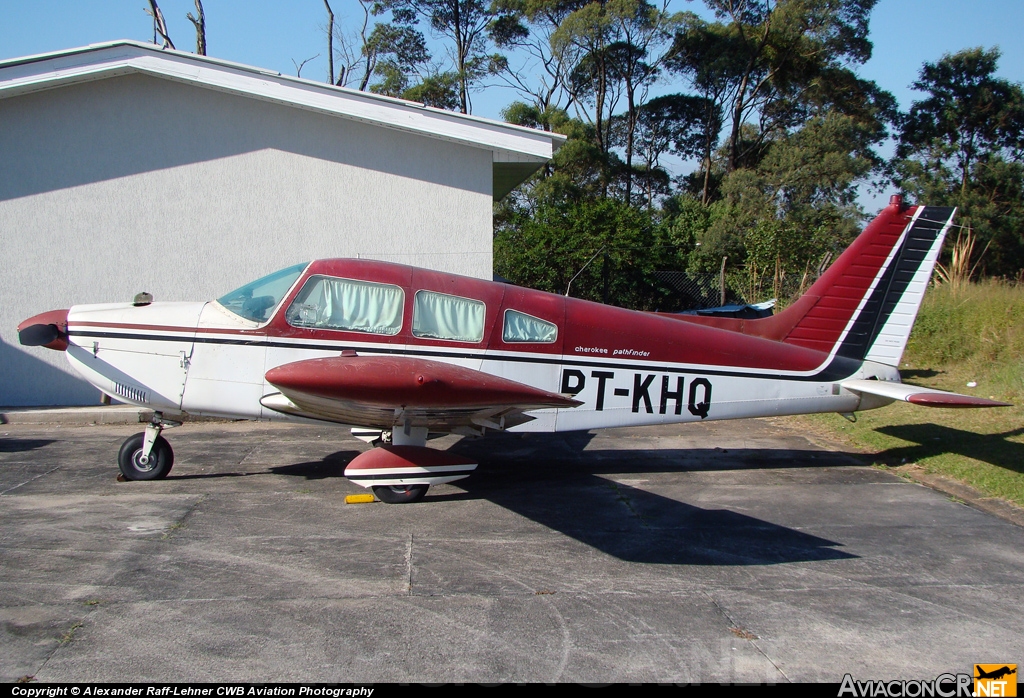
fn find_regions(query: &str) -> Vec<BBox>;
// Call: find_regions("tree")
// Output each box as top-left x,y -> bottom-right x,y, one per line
490,0 -> 900,303
326,2 -> 429,91
498,105 -> 610,210
145,0 -> 175,50
552,0 -> 679,200
667,0 -> 880,175
630,93 -> 720,206
893,47 -> 1024,277
490,0 -> 587,116
495,197 -> 682,309
362,22 -> 430,92
401,72 -> 462,108
663,15 -> 736,203
187,0 -> 207,55
324,0 -> 336,83
898,47 -> 1024,196
291,55 -> 320,78
605,2 -> 681,204
393,0 -> 515,113
694,112 -> 874,300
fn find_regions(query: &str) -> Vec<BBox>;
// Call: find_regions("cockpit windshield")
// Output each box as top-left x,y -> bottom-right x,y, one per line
216,262 -> 308,323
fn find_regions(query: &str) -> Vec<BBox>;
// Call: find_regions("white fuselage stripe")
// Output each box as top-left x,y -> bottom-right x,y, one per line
67,328 -> 847,380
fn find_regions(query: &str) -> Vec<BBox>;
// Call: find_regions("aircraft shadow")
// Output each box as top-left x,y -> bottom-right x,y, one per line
167,471 -> 266,480
439,432 -> 855,565
255,433 -> 855,565
0,338 -> 100,407
449,430 -> 863,474
457,473 -> 854,565
0,438 -> 57,453
165,450 -> 361,480
900,369 -> 942,380
268,451 -> 361,480
873,423 -> 1024,474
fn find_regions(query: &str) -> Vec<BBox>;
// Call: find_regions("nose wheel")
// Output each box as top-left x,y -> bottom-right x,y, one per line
118,432 -> 174,480
117,413 -> 180,480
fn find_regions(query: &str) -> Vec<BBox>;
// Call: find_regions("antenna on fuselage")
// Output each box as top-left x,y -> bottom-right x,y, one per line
565,246 -> 606,297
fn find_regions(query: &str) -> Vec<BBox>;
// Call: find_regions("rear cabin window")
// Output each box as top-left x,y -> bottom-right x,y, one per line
412,290 -> 485,343
503,309 -> 557,343
285,276 -> 404,335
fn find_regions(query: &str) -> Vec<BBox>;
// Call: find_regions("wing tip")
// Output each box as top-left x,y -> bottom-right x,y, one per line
906,393 -> 1013,408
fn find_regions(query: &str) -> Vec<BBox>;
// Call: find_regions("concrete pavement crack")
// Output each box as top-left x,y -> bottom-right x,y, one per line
405,532 -> 414,594
703,590 -> 792,684
0,466 -> 60,495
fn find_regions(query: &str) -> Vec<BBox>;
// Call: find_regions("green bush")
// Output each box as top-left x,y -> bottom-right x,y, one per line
906,280 -> 1024,398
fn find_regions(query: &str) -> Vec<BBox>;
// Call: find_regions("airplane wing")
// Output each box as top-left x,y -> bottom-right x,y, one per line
840,379 -> 1012,408
261,354 -> 582,433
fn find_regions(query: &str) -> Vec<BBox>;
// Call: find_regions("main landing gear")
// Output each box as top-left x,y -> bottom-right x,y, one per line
344,423 -> 478,504
117,413 -> 180,481
372,484 -> 429,504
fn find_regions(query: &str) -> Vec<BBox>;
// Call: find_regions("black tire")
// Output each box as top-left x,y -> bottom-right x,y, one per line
372,484 -> 428,504
117,432 -> 174,481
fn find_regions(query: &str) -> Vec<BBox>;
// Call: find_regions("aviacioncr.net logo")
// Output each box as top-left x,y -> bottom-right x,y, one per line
974,665 -> 1017,697
838,673 -> 973,697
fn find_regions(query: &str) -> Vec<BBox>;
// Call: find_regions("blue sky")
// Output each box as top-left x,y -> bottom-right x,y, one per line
2,0 -> 1022,210
4,0 -> 1022,117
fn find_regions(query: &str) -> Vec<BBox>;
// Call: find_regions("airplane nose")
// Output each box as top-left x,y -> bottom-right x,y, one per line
18,309 -> 70,351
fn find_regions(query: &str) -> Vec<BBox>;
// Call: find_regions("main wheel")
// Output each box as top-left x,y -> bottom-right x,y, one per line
372,484 -> 428,504
117,432 -> 174,481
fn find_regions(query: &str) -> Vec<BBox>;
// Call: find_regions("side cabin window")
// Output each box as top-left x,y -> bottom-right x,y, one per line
412,290 -> 485,343
285,275 -> 404,335
503,309 -> 557,343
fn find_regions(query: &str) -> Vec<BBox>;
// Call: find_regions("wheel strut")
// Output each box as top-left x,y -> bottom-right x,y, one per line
139,412 -> 181,465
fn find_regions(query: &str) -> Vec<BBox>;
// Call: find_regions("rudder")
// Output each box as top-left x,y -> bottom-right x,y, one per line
830,205 -> 956,366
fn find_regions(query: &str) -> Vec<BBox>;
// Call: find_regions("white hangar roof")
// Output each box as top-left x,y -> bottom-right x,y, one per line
0,40 -> 565,200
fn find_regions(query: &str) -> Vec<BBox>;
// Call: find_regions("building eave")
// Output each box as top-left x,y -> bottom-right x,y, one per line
0,40 -> 565,178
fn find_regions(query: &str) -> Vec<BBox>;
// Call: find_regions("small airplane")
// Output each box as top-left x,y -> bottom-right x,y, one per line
975,666 -> 1016,681
18,195 -> 1011,503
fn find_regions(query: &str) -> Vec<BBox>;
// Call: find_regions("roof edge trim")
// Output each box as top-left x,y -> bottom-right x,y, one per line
0,40 -> 566,159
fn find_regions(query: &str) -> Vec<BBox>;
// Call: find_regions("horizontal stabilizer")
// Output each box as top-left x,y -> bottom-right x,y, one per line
841,379 -> 1012,408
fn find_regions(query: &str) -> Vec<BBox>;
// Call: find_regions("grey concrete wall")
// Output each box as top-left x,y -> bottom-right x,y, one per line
0,74 -> 493,406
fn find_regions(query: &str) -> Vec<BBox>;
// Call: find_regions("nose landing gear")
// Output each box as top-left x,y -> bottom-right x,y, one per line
117,413 -> 181,480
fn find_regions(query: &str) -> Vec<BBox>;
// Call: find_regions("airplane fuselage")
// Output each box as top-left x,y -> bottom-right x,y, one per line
62,258 -> 897,434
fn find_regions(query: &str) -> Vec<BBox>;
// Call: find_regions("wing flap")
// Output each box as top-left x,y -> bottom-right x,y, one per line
841,379 -> 1012,408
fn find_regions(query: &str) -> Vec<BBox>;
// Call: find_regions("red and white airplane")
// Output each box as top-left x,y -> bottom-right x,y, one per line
18,196 -> 1010,502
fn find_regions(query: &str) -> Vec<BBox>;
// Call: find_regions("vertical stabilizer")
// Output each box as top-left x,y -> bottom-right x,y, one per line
780,202 -> 956,366
847,207 -> 955,366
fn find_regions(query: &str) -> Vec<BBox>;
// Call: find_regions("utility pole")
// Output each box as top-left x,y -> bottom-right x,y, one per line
719,256 -> 728,307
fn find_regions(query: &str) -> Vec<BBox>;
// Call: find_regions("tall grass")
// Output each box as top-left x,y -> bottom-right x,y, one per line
906,280 -> 1024,399
933,226 -> 989,291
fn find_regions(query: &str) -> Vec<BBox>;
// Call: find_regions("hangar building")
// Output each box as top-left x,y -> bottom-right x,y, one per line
0,41 -> 562,406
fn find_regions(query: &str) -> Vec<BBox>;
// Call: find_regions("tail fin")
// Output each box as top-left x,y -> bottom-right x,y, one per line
676,198 -> 956,367
789,201 -> 955,365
